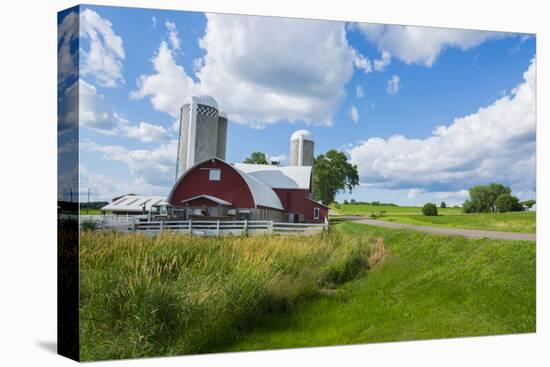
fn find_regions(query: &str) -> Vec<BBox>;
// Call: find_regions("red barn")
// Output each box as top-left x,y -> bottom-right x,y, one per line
167,158 -> 328,223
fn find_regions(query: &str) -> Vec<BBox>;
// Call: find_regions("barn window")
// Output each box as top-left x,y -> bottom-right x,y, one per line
209,168 -> 221,181
313,207 -> 320,220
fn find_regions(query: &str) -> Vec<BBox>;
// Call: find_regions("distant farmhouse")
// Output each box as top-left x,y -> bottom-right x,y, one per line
102,95 -> 328,223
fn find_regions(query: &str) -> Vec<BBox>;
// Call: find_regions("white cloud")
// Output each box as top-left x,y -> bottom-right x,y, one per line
58,11 -> 78,87
348,58 -> 536,195
59,79 -> 170,141
82,140 -> 178,187
353,23 -> 505,66
386,75 -> 400,95
80,9 -> 125,87
152,16 -> 157,29
123,122 -> 170,143
373,50 -> 391,71
356,85 -> 365,98
165,20 -> 180,50
407,188 -> 424,199
353,50 -> 372,74
80,165 -> 170,201
134,13 -> 363,127
131,41 -> 198,117
350,105 -> 359,123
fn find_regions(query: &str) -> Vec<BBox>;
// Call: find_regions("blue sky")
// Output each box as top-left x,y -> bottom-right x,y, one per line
57,5 -> 536,205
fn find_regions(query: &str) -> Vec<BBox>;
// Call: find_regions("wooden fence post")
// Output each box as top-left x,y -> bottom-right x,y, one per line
216,220 -> 220,236
243,219 -> 248,236
188,219 -> 192,234
160,220 -> 164,233
268,220 -> 273,234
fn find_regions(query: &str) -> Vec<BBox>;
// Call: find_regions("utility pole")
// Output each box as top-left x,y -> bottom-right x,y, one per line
87,188 -> 90,214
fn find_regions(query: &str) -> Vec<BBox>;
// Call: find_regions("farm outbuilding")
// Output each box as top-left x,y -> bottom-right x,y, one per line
100,195 -> 168,218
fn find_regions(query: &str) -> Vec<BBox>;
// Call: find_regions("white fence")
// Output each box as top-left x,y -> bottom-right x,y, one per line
88,218 -> 328,236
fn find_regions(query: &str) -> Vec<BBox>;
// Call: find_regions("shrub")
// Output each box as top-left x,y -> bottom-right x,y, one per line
440,201 -> 447,208
422,203 -> 438,216
495,193 -> 523,212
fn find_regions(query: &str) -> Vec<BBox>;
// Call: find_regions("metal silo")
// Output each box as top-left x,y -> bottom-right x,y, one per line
217,110 -> 228,161
176,95 -> 220,180
289,130 -> 314,166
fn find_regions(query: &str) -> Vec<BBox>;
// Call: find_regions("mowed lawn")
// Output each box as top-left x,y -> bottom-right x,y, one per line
331,204 -> 536,233
223,221 -> 536,352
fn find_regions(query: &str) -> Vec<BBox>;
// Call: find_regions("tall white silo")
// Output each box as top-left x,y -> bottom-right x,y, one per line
216,110 -> 228,161
289,130 -> 314,166
176,95 -> 220,180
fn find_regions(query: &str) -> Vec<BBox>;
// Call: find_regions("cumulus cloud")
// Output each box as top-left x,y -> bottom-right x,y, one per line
82,140 -> 178,187
80,9 -> 125,87
353,51 -> 373,74
78,79 -> 128,134
123,122 -> 170,143
131,41 -> 198,117
386,75 -> 400,94
165,20 -> 180,50
373,50 -> 391,71
350,105 -> 359,123
134,13 -> 368,127
58,11 -> 79,87
353,23 -> 505,66
80,165 -> 170,201
348,58 -> 536,195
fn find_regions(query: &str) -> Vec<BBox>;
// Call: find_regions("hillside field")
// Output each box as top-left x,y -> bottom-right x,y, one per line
224,221 -> 536,351
331,204 -> 536,233
79,221 -> 535,359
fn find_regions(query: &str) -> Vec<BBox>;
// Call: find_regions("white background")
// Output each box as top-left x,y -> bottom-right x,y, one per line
0,0 -> 547,365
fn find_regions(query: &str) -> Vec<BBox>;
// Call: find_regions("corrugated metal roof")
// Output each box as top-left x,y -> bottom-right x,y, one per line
101,195 -> 166,213
233,163 -> 312,190
234,167 -> 284,210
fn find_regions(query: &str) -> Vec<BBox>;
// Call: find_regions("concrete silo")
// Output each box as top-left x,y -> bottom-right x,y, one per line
216,111 -> 228,161
176,95 -> 221,180
289,130 -> 314,166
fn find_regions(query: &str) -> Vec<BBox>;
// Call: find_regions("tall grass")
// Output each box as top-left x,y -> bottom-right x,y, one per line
79,231 -> 375,360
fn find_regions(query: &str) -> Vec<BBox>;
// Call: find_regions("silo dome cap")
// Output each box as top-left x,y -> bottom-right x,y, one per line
290,129 -> 313,141
184,95 -> 219,109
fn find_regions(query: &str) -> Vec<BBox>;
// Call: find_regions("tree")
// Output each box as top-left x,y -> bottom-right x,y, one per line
521,199 -> 536,209
312,150 -> 359,205
243,152 -> 268,165
350,199 -> 356,204
495,194 -> 523,212
440,201 -> 447,208
422,203 -> 438,216
465,183 -> 512,213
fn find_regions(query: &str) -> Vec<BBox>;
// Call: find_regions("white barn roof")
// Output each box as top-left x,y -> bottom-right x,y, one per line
234,167 -> 284,210
101,195 -> 167,213
233,163 -> 312,190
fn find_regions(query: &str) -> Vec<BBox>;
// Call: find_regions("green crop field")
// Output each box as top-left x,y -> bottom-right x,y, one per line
224,221 -> 536,351
331,204 -> 536,233
332,203 -> 462,216
79,221 -> 535,359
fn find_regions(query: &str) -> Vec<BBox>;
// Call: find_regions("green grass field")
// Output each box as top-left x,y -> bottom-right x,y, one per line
379,212 -> 536,233
331,204 -> 536,233
332,203 -> 463,216
223,222 -> 536,351
79,230 -> 374,361
80,222 -> 535,359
